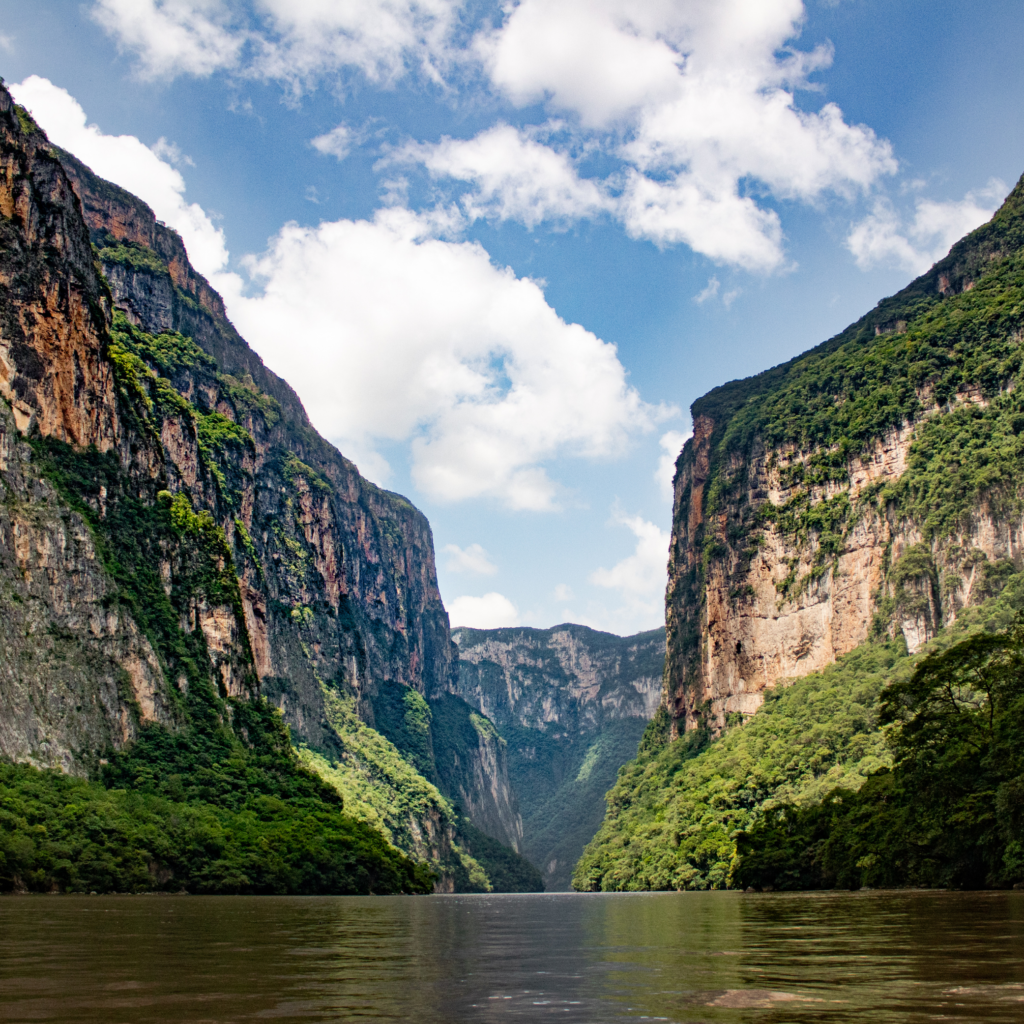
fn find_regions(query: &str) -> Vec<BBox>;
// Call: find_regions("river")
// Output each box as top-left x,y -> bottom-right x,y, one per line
2,890 -> 1023,1022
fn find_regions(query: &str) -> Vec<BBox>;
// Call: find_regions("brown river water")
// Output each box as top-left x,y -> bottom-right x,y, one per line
2,890 -> 1023,1023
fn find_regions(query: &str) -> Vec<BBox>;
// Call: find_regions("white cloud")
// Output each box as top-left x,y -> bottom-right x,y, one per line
91,0 -> 245,79
10,76 -> 229,279
312,124 -> 355,161
90,0 -> 461,90
16,79 -> 663,512
442,543 -> 497,575
656,429 -> 691,501
472,0 -> 897,270
448,592 -> 520,629
398,123 -> 611,228
694,276 -> 720,304
90,0 -> 897,271
847,181 -> 1006,275
589,512 -> 669,627
152,136 -> 195,167
553,583 -> 573,602
224,205 -> 670,509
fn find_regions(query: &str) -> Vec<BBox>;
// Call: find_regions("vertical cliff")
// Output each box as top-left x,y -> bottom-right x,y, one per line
0,83 -> 529,890
665,173 -> 1024,735
453,624 -> 664,889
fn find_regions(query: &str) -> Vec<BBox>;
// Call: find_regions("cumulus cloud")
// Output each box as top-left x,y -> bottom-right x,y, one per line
91,0 -> 244,79
91,0 -> 460,89
656,429 -> 691,501
448,592 -> 520,629
89,0 -> 897,271
10,76 -> 229,279
442,543 -> 498,575
470,0 -> 897,270
553,583 -> 573,602
224,206 -> 669,509
397,123 -> 611,228
20,79 -> 663,512
847,180 -> 1006,275
589,512 -> 669,627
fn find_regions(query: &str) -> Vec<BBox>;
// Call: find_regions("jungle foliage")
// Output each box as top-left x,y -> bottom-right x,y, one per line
576,572 -> 1024,892
6,367 -> 427,894
0,758 -> 431,895
734,617 -> 1024,891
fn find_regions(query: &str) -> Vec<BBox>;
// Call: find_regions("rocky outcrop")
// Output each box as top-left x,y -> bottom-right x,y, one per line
0,403 -> 171,771
665,174 -> 1024,735
52,147 -> 456,739
453,624 -> 664,889
428,692 -> 523,851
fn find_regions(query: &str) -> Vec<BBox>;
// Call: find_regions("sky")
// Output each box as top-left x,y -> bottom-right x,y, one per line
1,1 -> 1022,635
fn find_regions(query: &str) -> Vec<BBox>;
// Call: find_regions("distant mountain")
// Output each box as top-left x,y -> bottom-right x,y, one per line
452,623 -> 664,890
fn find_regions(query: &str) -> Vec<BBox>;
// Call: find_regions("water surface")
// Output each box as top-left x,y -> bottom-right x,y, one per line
2,890 -> 1023,1022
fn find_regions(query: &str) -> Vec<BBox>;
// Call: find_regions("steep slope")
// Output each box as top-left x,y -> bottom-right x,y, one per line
579,171 -> 1024,890
453,624 -> 664,889
0,88 -> 430,894
665,173 -> 1024,734
0,84 -> 531,891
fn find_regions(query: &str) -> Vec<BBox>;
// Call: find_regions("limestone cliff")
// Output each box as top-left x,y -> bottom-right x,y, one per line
0,84 -> 528,889
453,623 -> 664,889
666,173 -> 1024,734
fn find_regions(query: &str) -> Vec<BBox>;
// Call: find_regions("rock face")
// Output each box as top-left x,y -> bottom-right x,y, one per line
57,149 -> 455,724
453,623 -> 664,889
665,173 -> 1024,735
0,86 -> 523,885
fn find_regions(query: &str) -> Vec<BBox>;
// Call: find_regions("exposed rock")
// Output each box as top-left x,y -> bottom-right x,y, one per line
0,85 -> 523,890
453,623 -> 664,889
665,174 -> 1024,735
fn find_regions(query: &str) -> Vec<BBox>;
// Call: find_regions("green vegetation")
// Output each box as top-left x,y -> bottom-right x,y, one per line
360,683 -> 544,891
573,642 -> 897,891
280,451 -> 332,494
13,102 -> 41,137
220,373 -> 282,428
299,687 -> 542,892
673,176 -> 1024,639
95,239 -> 171,278
735,611 -> 1024,891
0,759 -> 430,895
17,403 -> 424,895
577,569 -> 1024,892
111,310 -> 215,376
507,718 -> 649,890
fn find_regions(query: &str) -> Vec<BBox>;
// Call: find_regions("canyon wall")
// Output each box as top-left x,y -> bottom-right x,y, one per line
453,624 -> 664,889
665,174 -> 1024,734
0,86 -> 524,884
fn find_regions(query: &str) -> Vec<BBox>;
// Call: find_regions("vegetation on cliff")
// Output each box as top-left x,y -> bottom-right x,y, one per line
662,175 -> 1024,735
575,566 -> 1024,892
453,624 -> 664,889
735,614 -> 1024,891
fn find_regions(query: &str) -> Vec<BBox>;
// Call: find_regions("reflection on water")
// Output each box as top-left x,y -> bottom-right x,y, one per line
1,890 -> 1023,1022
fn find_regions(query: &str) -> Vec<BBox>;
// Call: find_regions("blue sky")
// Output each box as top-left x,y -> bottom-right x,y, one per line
2,0 -> 1022,634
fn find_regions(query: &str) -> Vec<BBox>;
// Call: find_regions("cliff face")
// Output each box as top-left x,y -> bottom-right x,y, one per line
0,93 -> 182,770
666,174 -> 1024,734
57,149 -> 454,728
453,624 -> 664,889
454,623 -> 664,734
0,85 -> 526,888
